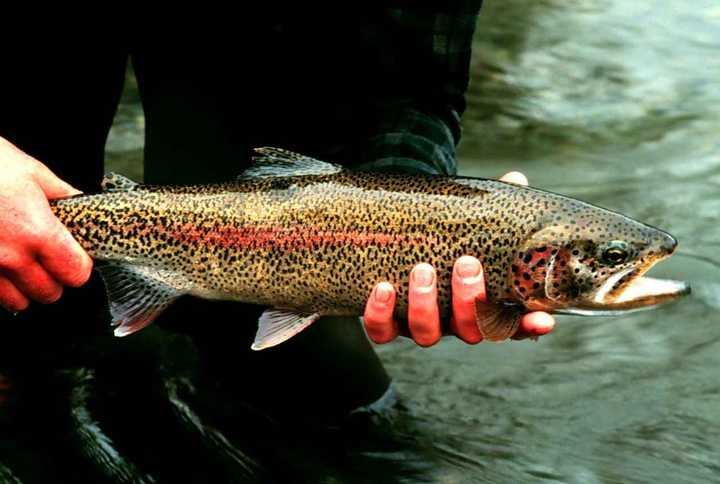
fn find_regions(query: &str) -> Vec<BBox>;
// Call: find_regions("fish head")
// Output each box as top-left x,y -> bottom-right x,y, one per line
509,201 -> 689,314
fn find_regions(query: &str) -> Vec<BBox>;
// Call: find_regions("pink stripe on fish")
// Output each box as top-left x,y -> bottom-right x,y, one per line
144,222 -> 411,250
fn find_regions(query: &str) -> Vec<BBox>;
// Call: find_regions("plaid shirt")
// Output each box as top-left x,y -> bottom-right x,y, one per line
128,4 -> 483,183
349,2 -> 483,176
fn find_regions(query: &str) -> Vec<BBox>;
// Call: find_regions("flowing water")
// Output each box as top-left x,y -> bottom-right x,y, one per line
101,2 -> 720,482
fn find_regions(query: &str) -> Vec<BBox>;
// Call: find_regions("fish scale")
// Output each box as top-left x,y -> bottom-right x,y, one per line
50,148 -> 688,348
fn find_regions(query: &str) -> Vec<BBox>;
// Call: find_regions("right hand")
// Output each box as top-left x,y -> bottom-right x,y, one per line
0,137 -> 93,312
363,171 -> 555,346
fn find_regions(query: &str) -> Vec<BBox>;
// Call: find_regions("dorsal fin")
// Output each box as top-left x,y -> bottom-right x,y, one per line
102,172 -> 140,192
240,147 -> 342,179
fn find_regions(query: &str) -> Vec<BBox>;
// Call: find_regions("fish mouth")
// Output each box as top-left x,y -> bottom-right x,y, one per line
596,273 -> 690,311
557,260 -> 691,316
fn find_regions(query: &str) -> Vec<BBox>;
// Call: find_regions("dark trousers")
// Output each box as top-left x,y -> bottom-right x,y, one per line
0,48 -> 391,482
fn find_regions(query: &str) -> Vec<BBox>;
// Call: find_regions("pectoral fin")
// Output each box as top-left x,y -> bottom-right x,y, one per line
96,263 -> 189,337
251,309 -> 321,351
476,304 -> 522,342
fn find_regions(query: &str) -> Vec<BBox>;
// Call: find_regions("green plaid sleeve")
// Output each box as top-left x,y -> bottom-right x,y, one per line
356,1 -> 482,176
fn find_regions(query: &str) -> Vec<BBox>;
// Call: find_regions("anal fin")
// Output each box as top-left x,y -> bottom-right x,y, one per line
476,303 -> 522,342
251,309 -> 321,351
96,263 -> 190,337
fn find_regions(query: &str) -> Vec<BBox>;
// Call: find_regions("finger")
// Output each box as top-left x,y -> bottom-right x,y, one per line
31,162 -> 82,199
35,222 -> 93,288
408,263 -> 441,347
363,282 -> 400,343
0,276 -> 30,312
500,171 -> 528,186
4,262 -> 63,304
450,256 -> 484,344
521,311 -> 555,335
513,312 -> 556,340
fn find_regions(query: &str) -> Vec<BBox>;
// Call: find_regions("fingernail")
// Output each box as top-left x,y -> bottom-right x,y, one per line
412,266 -> 434,287
375,283 -> 392,303
534,313 -> 555,331
457,258 -> 481,279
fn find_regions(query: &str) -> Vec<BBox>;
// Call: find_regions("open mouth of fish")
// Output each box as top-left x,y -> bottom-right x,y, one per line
557,261 -> 691,316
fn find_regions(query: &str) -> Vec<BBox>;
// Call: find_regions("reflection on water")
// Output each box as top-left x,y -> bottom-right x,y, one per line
102,1 -> 719,482
375,1 -> 720,483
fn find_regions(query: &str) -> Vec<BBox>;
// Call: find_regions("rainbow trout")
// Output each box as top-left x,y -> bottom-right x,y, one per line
50,148 -> 689,349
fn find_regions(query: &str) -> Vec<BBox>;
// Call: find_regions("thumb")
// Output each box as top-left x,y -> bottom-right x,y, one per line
32,162 -> 82,200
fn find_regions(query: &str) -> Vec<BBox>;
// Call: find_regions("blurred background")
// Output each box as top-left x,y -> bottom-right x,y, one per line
103,1 -> 720,482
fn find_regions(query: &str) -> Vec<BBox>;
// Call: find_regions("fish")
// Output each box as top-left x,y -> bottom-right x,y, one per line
50,148 -> 690,349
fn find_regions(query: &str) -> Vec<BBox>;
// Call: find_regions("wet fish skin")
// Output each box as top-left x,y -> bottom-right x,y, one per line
50,149 -> 686,346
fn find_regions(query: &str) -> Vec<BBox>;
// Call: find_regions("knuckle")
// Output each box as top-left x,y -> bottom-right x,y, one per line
363,314 -> 380,328
45,224 -> 72,248
362,317 -> 393,343
65,259 -> 93,287
408,297 -> 436,317
367,328 -> 394,344
408,317 -> 440,346
46,286 -> 64,303
458,332 -> 483,345
0,252 -> 24,274
32,283 -> 63,304
413,333 -> 440,347
0,290 -> 29,312
363,312 -> 387,330
4,299 -> 29,312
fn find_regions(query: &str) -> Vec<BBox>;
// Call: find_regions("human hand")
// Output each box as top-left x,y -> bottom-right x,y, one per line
363,171 -> 556,346
0,137 -> 93,312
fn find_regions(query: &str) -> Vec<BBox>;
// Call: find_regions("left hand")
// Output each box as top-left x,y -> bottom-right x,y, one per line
362,171 -> 556,346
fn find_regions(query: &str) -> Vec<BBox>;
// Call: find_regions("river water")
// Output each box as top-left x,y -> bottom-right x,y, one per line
102,1 -> 720,482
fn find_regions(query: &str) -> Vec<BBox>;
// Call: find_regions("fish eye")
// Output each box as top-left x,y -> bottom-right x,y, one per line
600,240 -> 630,265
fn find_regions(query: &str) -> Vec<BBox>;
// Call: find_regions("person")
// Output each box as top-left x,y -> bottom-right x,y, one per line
0,5 -> 555,481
